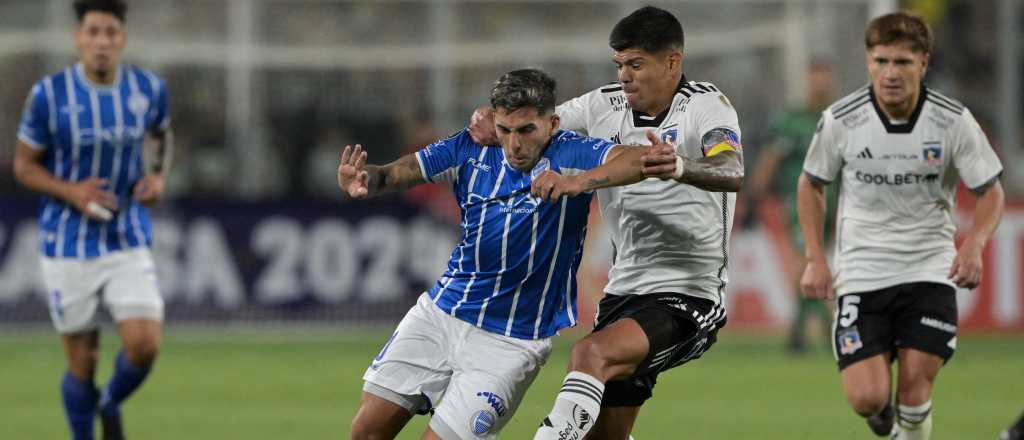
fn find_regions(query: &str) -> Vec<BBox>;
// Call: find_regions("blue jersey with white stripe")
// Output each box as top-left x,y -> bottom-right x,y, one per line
416,129 -> 615,340
17,63 -> 170,259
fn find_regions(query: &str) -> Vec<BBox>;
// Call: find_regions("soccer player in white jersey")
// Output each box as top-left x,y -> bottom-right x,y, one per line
12,1 -> 173,439
343,69 -> 672,440
798,12 -> 1004,440
472,7 -> 744,440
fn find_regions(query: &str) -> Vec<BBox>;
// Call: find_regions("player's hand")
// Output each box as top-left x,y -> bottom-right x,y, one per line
531,170 -> 581,203
133,174 -> 165,207
948,238 -> 984,290
640,130 -> 680,180
468,107 -> 498,145
64,177 -> 118,221
338,144 -> 369,198
800,259 -> 834,300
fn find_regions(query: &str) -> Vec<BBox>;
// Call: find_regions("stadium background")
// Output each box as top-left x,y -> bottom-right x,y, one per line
0,0 -> 1021,438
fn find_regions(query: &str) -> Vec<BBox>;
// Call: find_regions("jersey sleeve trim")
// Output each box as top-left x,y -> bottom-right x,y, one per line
599,144 -> 617,165
17,132 -> 46,150
803,170 -> 832,186
967,171 -> 1003,194
414,150 -> 433,183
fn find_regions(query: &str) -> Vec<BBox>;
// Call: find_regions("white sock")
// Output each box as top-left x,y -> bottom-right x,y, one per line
895,401 -> 933,440
533,371 -> 605,440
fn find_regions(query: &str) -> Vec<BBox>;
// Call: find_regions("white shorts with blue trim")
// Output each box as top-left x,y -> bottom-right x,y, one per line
363,293 -> 551,439
40,248 -> 164,334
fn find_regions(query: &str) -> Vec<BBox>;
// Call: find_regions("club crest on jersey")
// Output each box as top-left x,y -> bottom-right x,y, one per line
127,94 -> 150,116
922,142 -> 942,165
572,404 -> 592,431
838,327 -> 864,355
470,409 -> 497,435
661,129 -> 678,144
530,157 -> 551,179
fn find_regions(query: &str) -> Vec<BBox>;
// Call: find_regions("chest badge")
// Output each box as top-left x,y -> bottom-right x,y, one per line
922,142 -> 942,165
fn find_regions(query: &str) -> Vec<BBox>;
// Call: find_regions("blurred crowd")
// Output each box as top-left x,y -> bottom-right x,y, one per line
0,0 -> 1019,203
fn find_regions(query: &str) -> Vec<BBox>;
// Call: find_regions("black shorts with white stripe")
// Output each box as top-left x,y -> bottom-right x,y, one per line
593,292 -> 726,407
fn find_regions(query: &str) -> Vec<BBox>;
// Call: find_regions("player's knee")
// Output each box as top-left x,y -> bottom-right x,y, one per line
349,415 -> 387,440
569,337 -> 612,376
846,387 -> 889,417
123,337 -> 160,368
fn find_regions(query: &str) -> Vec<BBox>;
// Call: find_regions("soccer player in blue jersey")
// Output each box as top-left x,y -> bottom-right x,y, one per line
341,69 -> 671,440
12,1 -> 173,439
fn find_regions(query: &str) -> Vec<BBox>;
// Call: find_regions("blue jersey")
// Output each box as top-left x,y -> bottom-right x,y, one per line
17,63 -> 169,259
416,129 -> 616,340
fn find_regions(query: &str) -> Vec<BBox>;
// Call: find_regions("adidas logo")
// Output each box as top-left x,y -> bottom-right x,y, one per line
856,147 -> 874,159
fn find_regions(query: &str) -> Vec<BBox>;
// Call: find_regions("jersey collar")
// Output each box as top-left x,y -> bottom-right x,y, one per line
869,84 -> 926,134
74,63 -> 123,93
629,75 -> 689,128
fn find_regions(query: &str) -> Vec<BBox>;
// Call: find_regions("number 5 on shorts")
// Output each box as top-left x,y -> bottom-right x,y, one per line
839,295 -> 860,328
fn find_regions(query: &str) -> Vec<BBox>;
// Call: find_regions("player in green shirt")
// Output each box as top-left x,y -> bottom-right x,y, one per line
749,59 -> 838,353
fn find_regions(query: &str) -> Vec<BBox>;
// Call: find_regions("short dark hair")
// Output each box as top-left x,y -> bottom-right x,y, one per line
489,69 -> 557,115
865,11 -> 932,54
74,0 -> 127,24
609,6 -> 684,54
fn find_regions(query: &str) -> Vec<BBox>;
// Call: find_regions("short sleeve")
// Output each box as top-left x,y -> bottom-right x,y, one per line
556,93 -> 591,136
561,133 -> 616,171
692,92 -> 743,158
802,112 -> 843,183
951,109 -> 1003,190
416,129 -> 473,183
17,83 -> 52,150
149,77 -> 170,132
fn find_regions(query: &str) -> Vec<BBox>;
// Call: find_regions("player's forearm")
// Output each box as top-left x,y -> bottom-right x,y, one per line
363,156 -> 425,197
145,128 -> 174,177
677,151 -> 744,192
964,181 -> 1005,249
575,147 -> 646,191
13,156 -> 73,202
797,173 -> 828,261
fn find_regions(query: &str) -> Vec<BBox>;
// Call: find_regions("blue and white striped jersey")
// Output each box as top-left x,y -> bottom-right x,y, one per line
17,63 -> 170,259
416,129 -> 615,340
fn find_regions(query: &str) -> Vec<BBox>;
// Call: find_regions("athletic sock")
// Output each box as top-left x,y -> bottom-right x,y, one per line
61,371 -> 98,440
99,351 -> 152,417
534,371 -> 604,440
896,401 -> 933,440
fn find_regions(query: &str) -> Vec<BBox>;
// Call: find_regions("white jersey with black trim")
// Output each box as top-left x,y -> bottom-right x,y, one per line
803,85 -> 1003,295
557,79 -> 742,305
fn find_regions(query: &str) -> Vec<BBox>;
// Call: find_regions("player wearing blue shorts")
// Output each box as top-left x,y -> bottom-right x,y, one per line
12,1 -> 173,439
340,69 -> 672,440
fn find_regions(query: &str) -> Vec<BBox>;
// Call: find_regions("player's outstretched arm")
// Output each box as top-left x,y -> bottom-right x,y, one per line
337,144 -> 426,199
640,132 -> 744,192
948,180 -> 1005,289
13,140 -> 118,221
797,172 -> 833,299
531,131 -> 665,203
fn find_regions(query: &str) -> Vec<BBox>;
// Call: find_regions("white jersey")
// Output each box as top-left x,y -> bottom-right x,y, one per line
803,85 -> 1003,295
557,79 -> 742,304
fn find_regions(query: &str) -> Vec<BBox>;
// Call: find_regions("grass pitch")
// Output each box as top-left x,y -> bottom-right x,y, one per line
0,327 -> 1019,439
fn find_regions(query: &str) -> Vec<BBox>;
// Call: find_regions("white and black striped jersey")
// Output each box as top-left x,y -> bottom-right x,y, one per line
803,85 -> 1003,295
556,78 -> 742,306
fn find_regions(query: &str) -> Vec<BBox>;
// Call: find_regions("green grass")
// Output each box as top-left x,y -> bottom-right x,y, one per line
0,327 -> 1020,439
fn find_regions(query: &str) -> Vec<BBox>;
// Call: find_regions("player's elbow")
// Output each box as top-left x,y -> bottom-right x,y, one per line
13,154 -> 32,186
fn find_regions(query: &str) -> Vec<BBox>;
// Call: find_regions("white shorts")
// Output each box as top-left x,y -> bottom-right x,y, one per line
363,293 -> 552,440
40,248 -> 164,334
